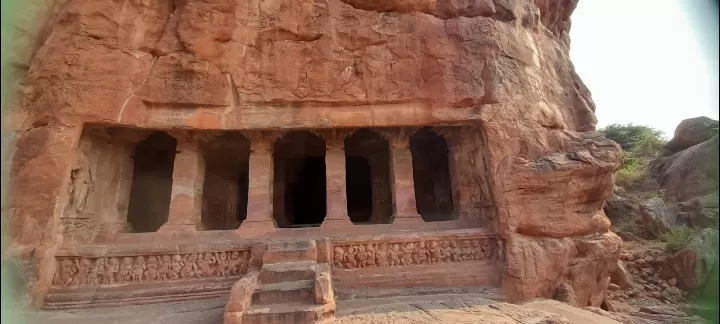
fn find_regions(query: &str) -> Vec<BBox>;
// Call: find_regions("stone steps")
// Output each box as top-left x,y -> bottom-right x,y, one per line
251,280 -> 315,306
263,240 -> 318,264
234,240 -> 336,323
243,302 -> 334,324
258,261 -> 317,284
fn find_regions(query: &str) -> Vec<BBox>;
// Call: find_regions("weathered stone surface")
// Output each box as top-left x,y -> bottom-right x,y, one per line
651,135 -> 719,202
225,270 -> 259,314
638,198 -> 674,238
609,260 -> 635,290
661,229 -> 720,291
4,0 -> 622,309
314,270 -> 334,305
676,192 -> 719,229
503,231 -> 621,307
522,299 -> 623,324
500,132 -> 620,238
663,117 -> 719,155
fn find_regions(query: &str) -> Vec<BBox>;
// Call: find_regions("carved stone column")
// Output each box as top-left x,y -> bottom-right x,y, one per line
240,132 -> 276,230
387,129 -> 423,224
159,133 -> 206,232
321,131 -> 352,227
95,137 -> 135,239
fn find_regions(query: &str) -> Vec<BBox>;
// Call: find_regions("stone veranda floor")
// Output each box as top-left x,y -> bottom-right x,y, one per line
15,293 -> 565,324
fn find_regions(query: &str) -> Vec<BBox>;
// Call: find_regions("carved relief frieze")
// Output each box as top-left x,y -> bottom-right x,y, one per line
332,238 -> 500,269
53,250 -> 251,287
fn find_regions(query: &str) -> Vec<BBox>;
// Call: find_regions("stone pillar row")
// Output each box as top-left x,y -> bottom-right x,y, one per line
156,130 -> 425,232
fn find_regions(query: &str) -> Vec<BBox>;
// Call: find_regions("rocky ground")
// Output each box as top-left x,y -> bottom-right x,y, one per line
17,283 -> 713,324
600,117 -> 720,323
600,240 -> 717,324
606,242 -> 686,306
10,294 -> 647,324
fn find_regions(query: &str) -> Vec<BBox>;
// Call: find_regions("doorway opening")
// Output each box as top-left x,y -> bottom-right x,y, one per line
345,129 -> 393,224
346,156 -> 373,222
410,127 -> 454,222
126,132 -> 176,232
273,131 -> 326,228
200,133 -> 250,230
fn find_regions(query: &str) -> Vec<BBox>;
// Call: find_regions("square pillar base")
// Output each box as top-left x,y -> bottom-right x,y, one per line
320,217 -> 353,228
95,222 -> 132,241
237,220 -> 276,237
393,213 -> 424,225
158,222 -> 206,232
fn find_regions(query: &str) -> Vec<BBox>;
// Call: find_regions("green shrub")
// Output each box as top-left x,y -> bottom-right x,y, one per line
661,225 -> 699,253
615,155 -> 647,185
599,124 -> 668,188
599,123 -> 667,155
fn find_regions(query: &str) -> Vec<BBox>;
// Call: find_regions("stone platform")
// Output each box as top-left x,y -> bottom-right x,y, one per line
22,293 -> 628,324
45,228 -> 503,318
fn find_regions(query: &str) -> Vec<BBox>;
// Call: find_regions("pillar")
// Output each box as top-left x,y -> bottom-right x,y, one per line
159,134 -> 206,232
95,138 -> 134,239
239,134 -> 275,230
388,131 -> 423,224
321,134 -> 352,227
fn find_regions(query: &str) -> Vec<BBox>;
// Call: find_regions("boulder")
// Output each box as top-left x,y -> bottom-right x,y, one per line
604,191 -> 634,223
676,192 -> 719,229
661,229 -> 719,291
610,260 -> 635,289
638,198 -> 675,238
651,135 -> 719,202
663,117 -> 719,155
503,232 -> 621,307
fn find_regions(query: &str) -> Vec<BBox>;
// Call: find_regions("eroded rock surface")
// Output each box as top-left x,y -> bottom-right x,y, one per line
4,0 -> 621,308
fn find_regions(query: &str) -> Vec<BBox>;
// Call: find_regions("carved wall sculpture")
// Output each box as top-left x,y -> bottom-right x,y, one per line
52,250 -> 251,287
332,238 -> 500,269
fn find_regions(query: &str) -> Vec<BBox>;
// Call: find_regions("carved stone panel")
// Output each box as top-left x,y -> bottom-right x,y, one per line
53,250 -> 251,287
332,238 -> 500,269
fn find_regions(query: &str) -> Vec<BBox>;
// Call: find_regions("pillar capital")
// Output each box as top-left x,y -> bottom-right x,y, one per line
167,130 -> 203,149
433,126 -> 467,152
380,128 -> 417,149
247,131 -> 278,153
320,129 -> 349,150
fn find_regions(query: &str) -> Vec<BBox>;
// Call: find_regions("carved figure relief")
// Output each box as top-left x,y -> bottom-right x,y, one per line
68,150 -> 94,214
332,238 -> 500,269
53,250 -> 251,287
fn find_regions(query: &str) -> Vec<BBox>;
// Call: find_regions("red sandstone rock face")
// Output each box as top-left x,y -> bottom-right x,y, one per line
9,0 -> 596,130
4,0 -> 621,308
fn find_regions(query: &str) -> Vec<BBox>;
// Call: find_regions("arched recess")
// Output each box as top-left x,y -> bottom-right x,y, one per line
126,132 -> 177,232
409,127 -> 455,222
200,133 -> 250,230
273,131 -> 326,228
344,129 -> 393,224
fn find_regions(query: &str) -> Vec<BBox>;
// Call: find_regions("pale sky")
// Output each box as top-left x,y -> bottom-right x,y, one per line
570,0 -> 719,138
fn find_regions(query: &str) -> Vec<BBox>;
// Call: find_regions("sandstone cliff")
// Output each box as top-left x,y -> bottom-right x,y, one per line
3,0 -> 622,307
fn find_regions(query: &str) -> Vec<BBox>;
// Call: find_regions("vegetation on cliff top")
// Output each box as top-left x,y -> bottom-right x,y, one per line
599,123 -> 667,187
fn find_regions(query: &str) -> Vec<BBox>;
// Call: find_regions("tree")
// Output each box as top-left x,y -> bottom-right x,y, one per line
599,123 -> 667,157
599,123 -> 667,185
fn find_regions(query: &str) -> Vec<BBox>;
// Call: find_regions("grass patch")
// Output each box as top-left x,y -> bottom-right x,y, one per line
661,225 -> 700,253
